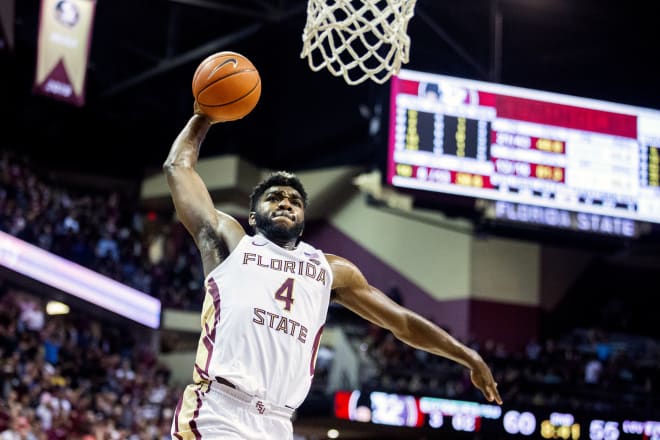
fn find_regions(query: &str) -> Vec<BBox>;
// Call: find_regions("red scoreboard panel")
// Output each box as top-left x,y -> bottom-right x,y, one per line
387,69 -> 660,227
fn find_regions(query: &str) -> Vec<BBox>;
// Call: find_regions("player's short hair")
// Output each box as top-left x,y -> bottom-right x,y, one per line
249,171 -> 308,211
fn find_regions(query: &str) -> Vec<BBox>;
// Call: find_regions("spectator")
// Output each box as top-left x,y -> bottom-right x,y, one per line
95,230 -> 120,262
525,337 -> 542,361
16,297 -> 44,334
0,415 -> 37,440
585,354 -> 604,385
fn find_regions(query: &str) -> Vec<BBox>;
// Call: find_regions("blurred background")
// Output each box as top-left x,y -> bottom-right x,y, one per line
1,0 -> 660,439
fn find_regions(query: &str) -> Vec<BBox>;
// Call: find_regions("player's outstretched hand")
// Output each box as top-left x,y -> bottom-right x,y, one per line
193,101 -> 219,125
470,359 -> 503,405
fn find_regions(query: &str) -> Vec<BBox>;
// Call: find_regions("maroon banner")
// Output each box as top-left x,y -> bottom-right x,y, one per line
0,0 -> 15,52
33,0 -> 97,106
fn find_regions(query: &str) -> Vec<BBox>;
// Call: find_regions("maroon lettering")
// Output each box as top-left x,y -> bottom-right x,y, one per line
316,269 -> 327,286
257,255 -> 269,268
252,308 -> 309,344
266,312 -> 279,328
271,259 -> 282,270
298,326 -> 308,344
283,261 -> 296,273
288,319 -> 301,336
252,308 -> 265,325
275,316 -> 289,333
243,252 -> 327,285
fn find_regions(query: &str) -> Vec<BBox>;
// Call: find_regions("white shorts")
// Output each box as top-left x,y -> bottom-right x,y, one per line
171,380 -> 295,440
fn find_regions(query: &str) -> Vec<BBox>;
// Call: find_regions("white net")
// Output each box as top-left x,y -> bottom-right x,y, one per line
300,0 -> 418,86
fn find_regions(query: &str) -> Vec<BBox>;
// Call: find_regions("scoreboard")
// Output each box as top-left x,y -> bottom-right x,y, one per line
334,390 -> 660,439
387,69 -> 660,228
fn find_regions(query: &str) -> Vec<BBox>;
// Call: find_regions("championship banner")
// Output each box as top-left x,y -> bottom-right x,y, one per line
0,0 -> 15,52
33,0 -> 96,106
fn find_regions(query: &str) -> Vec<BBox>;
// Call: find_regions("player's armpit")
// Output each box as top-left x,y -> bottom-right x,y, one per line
214,211 -> 246,252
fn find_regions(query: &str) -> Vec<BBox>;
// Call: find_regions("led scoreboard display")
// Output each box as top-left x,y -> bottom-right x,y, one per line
387,69 -> 660,228
334,390 -> 660,439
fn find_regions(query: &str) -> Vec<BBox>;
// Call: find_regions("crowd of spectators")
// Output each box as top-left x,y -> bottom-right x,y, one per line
0,287 -> 178,439
345,318 -> 660,417
0,151 -> 205,311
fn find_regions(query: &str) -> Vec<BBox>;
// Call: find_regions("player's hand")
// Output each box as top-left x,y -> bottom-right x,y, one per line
193,101 -> 218,125
470,360 -> 503,405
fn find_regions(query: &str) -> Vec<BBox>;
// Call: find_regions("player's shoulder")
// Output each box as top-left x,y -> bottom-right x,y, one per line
323,253 -> 358,270
323,253 -> 366,290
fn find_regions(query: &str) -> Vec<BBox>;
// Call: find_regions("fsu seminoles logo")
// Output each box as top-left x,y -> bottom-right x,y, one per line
255,401 -> 265,414
54,0 -> 80,27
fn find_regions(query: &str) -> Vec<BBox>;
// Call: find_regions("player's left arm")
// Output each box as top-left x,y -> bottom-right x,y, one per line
327,253 -> 502,405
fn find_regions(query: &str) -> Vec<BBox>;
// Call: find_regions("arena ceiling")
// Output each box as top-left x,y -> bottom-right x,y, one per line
3,0 -> 659,181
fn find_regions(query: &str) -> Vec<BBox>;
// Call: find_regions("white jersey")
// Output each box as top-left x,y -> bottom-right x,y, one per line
191,234 -> 333,409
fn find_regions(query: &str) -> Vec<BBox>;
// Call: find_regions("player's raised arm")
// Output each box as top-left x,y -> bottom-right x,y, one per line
163,110 -> 245,274
327,253 -> 503,405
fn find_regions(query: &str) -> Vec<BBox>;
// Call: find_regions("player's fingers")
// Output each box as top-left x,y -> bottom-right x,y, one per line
483,382 -> 500,404
490,385 -> 503,405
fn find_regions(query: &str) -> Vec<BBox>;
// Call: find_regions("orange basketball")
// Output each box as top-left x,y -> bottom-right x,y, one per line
192,51 -> 261,122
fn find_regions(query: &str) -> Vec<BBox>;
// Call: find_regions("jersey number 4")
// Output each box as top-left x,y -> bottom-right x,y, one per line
274,278 -> 323,375
274,278 -> 295,311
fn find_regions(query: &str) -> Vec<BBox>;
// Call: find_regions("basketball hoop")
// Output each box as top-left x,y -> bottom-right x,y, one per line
300,0 -> 418,86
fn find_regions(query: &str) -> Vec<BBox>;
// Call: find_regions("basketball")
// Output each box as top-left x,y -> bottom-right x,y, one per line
192,51 -> 261,122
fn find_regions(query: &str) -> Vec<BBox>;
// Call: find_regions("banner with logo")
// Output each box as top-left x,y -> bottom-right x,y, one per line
0,0 -> 15,52
33,0 -> 96,106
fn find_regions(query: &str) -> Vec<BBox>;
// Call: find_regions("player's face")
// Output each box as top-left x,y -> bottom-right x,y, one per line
252,186 -> 305,242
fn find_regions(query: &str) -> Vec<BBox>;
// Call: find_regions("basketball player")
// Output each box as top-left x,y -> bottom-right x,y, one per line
166,110 -> 503,439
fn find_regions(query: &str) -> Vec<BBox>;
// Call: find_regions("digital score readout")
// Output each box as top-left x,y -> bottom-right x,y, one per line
387,69 -> 660,228
334,390 -> 660,439
646,145 -> 660,187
